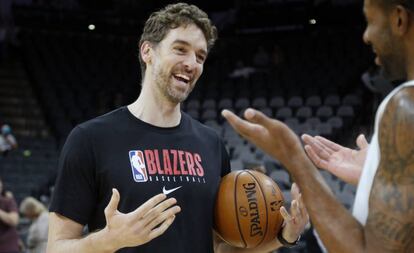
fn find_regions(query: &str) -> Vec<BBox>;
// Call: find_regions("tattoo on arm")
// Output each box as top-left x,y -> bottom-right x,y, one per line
366,87 -> 414,253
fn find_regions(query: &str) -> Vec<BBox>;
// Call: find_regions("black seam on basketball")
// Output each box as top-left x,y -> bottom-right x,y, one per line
235,171 -> 247,248
246,170 -> 269,248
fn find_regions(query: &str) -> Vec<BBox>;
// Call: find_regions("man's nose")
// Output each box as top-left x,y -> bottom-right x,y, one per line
183,54 -> 197,72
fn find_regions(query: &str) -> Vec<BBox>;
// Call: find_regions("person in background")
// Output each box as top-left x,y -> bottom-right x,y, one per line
0,124 -> 18,156
0,177 -> 19,253
20,197 -> 49,253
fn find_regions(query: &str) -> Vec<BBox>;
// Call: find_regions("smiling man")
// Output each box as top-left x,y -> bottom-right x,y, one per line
46,3 -> 307,253
222,0 -> 414,252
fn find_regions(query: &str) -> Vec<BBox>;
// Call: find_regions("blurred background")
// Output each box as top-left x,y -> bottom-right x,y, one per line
0,0 -> 394,252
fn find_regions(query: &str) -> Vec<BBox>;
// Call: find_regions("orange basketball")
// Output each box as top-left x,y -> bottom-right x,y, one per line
214,170 -> 285,248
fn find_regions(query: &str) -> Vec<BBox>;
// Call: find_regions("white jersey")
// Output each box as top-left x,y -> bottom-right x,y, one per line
352,80 -> 414,225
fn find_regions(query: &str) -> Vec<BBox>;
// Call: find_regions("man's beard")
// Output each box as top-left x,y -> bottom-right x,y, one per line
380,55 -> 407,82
378,29 -> 407,82
153,65 -> 194,104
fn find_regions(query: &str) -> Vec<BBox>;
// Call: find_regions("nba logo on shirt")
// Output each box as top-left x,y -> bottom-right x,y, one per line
129,150 -> 148,182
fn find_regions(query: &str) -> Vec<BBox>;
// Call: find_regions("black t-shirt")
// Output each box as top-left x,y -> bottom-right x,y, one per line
50,107 -> 230,253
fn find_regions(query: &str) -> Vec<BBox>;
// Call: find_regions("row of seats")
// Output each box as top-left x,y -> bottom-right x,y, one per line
187,104 -> 355,123
21,27 -> 370,143
184,94 -> 361,111
1,155 -> 58,203
16,27 -> 369,211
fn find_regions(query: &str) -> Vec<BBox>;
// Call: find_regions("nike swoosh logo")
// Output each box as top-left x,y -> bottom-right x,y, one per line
162,186 -> 182,195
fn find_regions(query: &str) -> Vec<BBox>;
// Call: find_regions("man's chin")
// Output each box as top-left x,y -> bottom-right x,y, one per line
167,93 -> 189,104
380,66 -> 407,83
169,87 -> 192,102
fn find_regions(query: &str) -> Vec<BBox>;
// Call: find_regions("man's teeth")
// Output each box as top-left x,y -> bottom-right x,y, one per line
175,74 -> 190,81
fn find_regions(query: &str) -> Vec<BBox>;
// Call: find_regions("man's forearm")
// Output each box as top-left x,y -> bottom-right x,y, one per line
285,151 -> 366,253
47,227 -> 119,253
0,210 -> 18,227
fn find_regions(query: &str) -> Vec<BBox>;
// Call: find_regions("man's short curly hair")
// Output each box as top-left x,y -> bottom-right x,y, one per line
138,3 -> 218,78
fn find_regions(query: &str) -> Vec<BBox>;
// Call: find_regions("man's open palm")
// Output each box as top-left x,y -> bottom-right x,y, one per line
301,134 -> 368,185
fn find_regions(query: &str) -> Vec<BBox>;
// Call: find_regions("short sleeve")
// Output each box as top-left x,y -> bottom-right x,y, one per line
49,126 -> 97,225
5,197 -> 18,213
220,140 -> 231,177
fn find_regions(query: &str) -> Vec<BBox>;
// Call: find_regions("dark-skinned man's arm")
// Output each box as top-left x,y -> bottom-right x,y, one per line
221,86 -> 414,253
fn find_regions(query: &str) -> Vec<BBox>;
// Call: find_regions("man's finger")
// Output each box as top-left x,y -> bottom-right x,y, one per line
279,206 -> 292,222
131,194 -> 167,218
243,108 -> 281,130
315,136 -> 342,152
356,134 -> 369,149
301,134 -> 314,145
304,145 -> 321,166
221,109 -> 265,138
303,134 -> 335,158
148,215 -> 176,240
146,206 -> 181,230
105,188 -> 120,218
141,198 -> 178,225
298,194 -> 308,219
311,139 -> 333,159
291,183 -> 300,200
304,145 -> 329,169
290,200 -> 300,220
305,142 -> 330,164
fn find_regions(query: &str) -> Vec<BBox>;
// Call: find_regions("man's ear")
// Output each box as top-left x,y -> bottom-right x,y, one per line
391,5 -> 409,36
140,41 -> 153,65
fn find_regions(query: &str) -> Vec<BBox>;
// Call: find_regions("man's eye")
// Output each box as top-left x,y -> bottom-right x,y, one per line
197,55 -> 206,63
175,47 -> 186,53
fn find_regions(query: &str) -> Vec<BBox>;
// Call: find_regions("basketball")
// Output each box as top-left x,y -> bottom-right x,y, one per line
214,170 -> 285,248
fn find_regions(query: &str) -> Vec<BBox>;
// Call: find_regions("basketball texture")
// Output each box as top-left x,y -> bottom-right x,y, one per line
214,170 -> 284,248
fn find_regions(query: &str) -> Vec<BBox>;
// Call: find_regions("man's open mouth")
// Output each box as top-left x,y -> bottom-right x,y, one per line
173,73 -> 191,84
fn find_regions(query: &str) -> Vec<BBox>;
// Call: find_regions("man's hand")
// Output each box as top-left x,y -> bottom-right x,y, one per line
279,183 -> 309,243
213,183 -> 308,253
101,189 -> 181,251
222,109 -> 303,166
301,134 -> 368,185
